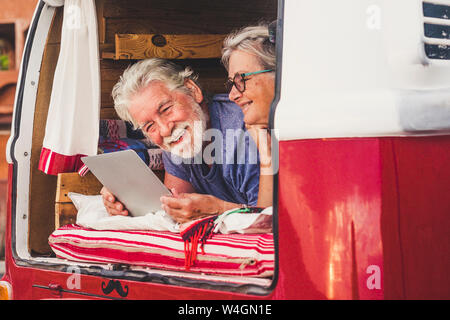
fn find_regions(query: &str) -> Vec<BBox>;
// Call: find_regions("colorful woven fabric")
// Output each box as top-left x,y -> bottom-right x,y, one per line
180,216 -> 216,270
78,138 -> 164,176
99,119 -> 155,143
49,224 -> 274,277
78,120 -> 164,176
99,119 -> 128,140
98,138 -> 150,163
98,138 -> 163,170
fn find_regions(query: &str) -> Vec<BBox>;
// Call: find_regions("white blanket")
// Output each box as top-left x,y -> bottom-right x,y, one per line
70,192 -> 272,234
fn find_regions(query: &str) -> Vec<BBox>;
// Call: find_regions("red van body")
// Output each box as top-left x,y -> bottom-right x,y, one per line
2,138 -> 448,300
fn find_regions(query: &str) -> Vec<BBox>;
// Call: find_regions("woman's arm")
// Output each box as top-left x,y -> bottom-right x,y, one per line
246,125 -> 273,207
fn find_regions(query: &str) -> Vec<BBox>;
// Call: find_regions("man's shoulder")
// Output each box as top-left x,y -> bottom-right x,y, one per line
208,94 -> 244,131
209,94 -> 240,111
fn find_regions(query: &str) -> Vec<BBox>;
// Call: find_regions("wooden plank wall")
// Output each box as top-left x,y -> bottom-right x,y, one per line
114,33 -> 227,60
98,0 -> 277,118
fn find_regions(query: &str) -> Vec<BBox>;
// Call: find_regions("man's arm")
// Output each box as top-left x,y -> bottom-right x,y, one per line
160,193 -> 240,223
161,172 -> 240,223
101,171 -> 240,221
163,171 -> 196,194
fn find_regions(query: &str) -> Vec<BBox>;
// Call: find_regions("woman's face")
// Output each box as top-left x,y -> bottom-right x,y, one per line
227,50 -> 275,126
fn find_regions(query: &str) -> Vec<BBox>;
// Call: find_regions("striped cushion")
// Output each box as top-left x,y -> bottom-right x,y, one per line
49,224 -> 274,277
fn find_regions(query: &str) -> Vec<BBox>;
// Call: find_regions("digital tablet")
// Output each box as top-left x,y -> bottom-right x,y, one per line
81,149 -> 171,217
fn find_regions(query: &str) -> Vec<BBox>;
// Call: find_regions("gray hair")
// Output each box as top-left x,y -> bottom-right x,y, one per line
221,23 -> 276,72
112,58 -> 199,128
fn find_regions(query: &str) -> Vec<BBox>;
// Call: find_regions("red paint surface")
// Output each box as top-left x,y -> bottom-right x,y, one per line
383,137 -> 450,299
2,136 -> 450,299
276,136 -> 450,299
276,138 -> 384,299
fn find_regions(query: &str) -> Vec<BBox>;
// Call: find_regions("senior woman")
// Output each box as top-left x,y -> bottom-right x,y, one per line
221,22 -> 277,208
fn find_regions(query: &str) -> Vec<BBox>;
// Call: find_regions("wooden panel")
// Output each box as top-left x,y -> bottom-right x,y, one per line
100,58 -> 228,109
29,28 -> 61,254
96,0 -> 106,44
100,106 -> 118,119
55,202 -> 77,230
46,6 -> 63,44
97,0 -> 277,109
97,0 -> 276,108
100,59 -> 133,108
56,172 -> 103,203
113,34 -> 226,60
102,0 -> 277,43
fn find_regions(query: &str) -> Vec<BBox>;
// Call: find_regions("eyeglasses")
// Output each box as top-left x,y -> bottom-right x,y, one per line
225,69 -> 273,93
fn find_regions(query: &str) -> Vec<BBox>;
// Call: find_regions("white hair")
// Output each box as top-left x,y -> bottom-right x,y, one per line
112,58 -> 199,128
221,23 -> 276,71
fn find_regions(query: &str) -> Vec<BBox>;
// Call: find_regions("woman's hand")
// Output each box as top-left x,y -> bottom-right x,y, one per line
100,186 -> 129,216
160,190 -> 237,223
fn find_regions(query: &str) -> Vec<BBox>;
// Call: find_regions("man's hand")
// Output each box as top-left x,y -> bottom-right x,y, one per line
160,190 -> 236,223
100,186 -> 129,216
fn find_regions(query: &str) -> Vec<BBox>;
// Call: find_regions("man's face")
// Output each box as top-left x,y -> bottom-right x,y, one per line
128,80 -> 206,159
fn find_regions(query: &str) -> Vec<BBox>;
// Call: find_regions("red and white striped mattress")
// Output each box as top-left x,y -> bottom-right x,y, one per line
49,224 -> 274,277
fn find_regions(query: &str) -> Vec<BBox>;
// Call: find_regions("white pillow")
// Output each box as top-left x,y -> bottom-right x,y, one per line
68,192 -> 109,226
68,192 -> 179,232
67,192 -> 272,234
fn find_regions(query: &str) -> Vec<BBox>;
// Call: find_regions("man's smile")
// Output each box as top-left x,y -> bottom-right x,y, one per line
170,129 -> 186,146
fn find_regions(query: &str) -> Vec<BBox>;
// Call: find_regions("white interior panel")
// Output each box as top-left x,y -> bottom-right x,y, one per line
275,0 -> 450,141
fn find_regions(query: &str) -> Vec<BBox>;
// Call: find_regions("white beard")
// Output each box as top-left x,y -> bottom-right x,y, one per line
161,103 -> 206,159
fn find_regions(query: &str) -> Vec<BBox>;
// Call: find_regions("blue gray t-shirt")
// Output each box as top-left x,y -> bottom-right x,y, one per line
162,94 -> 260,206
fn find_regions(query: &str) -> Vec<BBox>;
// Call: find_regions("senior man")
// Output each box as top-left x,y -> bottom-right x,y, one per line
101,58 -> 260,223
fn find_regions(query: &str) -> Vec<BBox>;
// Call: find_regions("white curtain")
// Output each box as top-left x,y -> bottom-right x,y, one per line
39,0 -> 100,175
